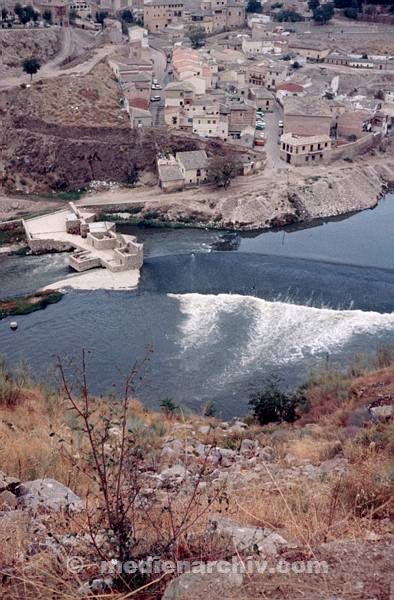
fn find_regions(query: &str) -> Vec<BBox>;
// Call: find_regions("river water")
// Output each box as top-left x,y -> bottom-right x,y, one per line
0,194 -> 393,417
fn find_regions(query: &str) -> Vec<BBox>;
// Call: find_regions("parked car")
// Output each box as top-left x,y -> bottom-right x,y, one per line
152,84 -> 162,90
256,125 -> 264,131
150,95 -> 161,102
278,120 -> 284,128
152,78 -> 159,84
254,138 -> 265,146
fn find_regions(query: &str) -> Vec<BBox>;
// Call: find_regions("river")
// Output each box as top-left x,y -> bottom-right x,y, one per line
0,194 -> 393,417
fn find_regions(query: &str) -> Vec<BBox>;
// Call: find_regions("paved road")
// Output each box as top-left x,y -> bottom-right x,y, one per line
263,106 -> 289,175
149,46 -> 171,127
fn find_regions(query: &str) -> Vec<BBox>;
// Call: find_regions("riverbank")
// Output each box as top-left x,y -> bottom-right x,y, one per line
0,290 -> 63,320
78,154 -> 394,231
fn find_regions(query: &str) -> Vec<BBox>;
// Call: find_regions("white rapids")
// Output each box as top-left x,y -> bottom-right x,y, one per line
169,293 -> 394,379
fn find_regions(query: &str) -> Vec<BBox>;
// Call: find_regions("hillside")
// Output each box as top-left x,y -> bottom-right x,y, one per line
0,29 -> 62,79
0,351 -> 393,598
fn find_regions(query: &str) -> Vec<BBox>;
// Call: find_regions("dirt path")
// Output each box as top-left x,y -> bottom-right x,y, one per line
0,28 -> 115,91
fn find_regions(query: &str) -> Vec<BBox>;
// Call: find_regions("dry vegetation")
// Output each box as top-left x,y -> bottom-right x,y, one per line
5,62 -> 129,129
0,351 -> 393,599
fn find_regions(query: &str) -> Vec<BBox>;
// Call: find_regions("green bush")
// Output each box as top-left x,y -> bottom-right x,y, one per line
249,376 -> 306,425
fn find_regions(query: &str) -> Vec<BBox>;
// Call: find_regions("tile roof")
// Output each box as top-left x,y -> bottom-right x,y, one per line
176,150 -> 208,170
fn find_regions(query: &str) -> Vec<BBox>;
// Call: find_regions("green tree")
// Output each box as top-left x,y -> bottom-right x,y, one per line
308,0 -> 320,10
22,57 -> 41,80
95,10 -> 108,27
42,8 -> 52,23
249,376 -> 305,425
69,7 -> 78,22
344,6 -> 358,16
1,7 -> 8,20
313,2 -> 335,23
276,9 -> 305,21
188,24 -> 206,48
120,8 -> 134,22
208,155 -> 239,188
246,0 -> 263,12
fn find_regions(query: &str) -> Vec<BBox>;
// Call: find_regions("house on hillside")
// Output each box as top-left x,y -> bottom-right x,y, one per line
176,150 -> 209,184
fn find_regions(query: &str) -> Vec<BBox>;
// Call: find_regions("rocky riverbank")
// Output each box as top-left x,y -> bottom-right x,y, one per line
83,154 -> 394,232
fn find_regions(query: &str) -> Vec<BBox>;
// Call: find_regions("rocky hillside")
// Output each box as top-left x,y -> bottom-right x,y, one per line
0,29 -> 62,78
0,353 -> 393,598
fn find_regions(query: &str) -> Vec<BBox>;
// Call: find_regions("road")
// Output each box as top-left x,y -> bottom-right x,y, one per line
261,105 -> 289,176
149,46 -> 171,127
0,28 -> 115,91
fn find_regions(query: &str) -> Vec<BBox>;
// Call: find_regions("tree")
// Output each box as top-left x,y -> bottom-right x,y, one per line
249,375 -> 306,425
313,2 -> 335,23
1,7 -> 8,20
344,6 -> 358,16
69,7 -> 78,22
13,2 -> 23,18
120,8 -> 134,22
246,0 -> 263,12
22,57 -> 41,80
208,155 -> 239,188
375,89 -> 384,100
308,0 -> 320,10
276,9 -> 305,21
188,25 -> 206,49
42,8 -> 52,23
95,10 -> 108,27
31,8 -> 40,22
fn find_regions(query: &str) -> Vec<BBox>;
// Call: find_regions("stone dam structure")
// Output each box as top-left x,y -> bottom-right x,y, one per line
23,203 -> 143,276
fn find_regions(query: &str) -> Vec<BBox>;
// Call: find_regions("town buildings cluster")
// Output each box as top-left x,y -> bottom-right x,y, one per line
2,0 -> 393,184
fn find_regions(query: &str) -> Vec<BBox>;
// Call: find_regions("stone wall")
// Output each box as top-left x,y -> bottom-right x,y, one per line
330,132 -> 384,163
0,218 -> 24,233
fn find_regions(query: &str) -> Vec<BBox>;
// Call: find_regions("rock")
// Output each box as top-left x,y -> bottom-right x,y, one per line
0,490 -> 17,509
258,446 -> 274,461
370,404 -> 393,420
162,566 -> 243,600
198,426 -> 211,435
160,446 -> 178,466
159,465 -> 189,485
217,447 -> 236,467
208,516 -> 288,556
228,420 -> 248,435
18,479 -> 82,511
240,439 -> 257,454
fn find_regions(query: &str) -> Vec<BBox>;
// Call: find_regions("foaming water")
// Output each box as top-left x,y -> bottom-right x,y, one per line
170,293 -> 394,384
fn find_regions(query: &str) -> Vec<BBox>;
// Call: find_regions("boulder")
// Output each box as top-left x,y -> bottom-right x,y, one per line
198,425 -> 211,435
240,439 -> 257,454
162,566 -> 243,600
18,479 -> 82,511
0,490 -> 18,509
159,465 -> 189,485
370,404 -> 393,420
208,516 -> 288,556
